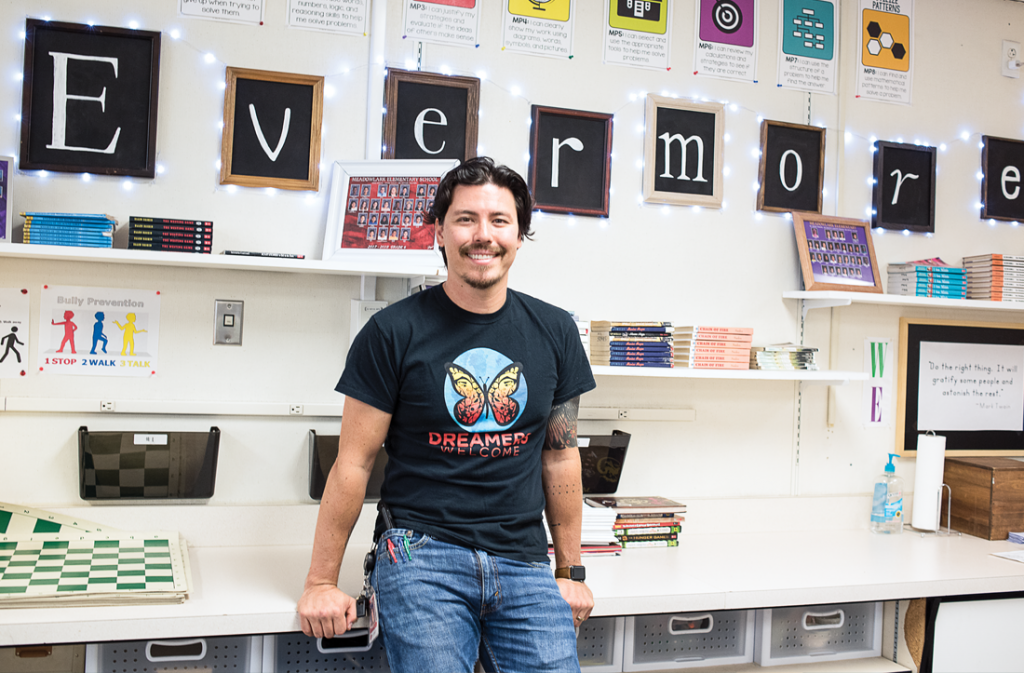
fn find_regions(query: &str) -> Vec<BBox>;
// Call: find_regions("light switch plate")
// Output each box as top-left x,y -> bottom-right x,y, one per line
214,300 -> 243,345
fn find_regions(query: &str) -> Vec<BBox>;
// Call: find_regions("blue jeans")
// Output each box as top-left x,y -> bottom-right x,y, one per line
371,528 -> 581,673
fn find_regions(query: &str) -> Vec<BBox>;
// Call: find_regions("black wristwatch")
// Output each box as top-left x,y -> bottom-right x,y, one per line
555,565 -> 586,582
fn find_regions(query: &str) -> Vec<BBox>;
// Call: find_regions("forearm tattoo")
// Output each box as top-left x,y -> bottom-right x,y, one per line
543,396 -> 580,451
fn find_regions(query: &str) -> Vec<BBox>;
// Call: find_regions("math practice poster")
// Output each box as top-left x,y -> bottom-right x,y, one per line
777,0 -> 837,94
403,0 -> 480,48
855,0 -> 913,104
37,285 -> 161,378
502,0 -> 575,60
603,0 -> 671,71
179,0 -> 265,25
288,0 -> 369,35
0,288 -> 30,379
693,0 -> 758,82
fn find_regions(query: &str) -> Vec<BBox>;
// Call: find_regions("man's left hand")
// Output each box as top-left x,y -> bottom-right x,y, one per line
556,578 -> 594,624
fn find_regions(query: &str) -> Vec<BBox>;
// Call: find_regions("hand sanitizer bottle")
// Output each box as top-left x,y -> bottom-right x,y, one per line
870,453 -> 904,534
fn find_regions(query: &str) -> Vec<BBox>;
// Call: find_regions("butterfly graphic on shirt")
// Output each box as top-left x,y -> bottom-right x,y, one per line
444,361 -> 523,427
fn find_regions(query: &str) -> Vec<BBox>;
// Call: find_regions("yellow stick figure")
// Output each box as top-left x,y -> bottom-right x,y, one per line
113,313 -> 147,356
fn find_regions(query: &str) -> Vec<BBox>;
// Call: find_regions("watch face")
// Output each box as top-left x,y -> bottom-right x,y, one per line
570,565 -> 586,581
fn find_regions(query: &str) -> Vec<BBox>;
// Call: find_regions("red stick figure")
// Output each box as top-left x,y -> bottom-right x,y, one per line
52,310 -> 77,353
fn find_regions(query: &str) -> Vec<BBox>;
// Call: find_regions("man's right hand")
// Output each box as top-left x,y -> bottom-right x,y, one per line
298,584 -> 359,639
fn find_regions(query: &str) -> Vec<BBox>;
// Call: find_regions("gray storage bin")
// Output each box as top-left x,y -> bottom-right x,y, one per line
265,633 -> 390,673
85,636 -> 260,672
753,601 -> 882,666
577,616 -> 624,672
623,610 -> 754,671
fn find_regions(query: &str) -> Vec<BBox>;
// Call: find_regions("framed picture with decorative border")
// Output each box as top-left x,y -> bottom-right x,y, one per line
757,120 -> 825,214
383,69 -> 479,162
981,135 -> 1024,222
19,19 -> 161,177
528,105 -> 613,217
643,95 -> 724,208
220,67 -> 324,191
872,140 -> 936,232
0,156 -> 12,243
792,212 -> 882,293
321,159 -> 458,267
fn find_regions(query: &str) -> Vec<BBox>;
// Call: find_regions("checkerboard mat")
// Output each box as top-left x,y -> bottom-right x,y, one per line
0,535 -> 188,599
82,440 -> 173,499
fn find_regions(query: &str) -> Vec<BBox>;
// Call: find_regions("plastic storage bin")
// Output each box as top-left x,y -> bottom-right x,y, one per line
623,610 -> 755,671
85,636 -> 261,672
264,633 -> 390,673
753,601 -> 882,666
577,616 -> 625,672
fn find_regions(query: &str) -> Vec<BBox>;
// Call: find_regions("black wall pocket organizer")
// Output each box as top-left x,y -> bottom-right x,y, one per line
78,427 -> 220,500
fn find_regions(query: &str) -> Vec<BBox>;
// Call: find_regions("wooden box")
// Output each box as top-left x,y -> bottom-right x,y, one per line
941,457 -> 1024,540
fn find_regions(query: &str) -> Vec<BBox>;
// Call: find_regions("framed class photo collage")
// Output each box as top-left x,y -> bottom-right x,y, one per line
342,176 -> 438,250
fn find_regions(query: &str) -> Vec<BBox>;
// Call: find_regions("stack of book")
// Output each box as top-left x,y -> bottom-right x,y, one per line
750,343 -> 819,371
573,316 -> 591,362
19,212 -> 115,248
675,326 -> 754,370
590,322 -> 673,369
544,505 -> 621,557
584,496 -> 686,549
128,216 -> 213,254
964,254 -> 1024,302
886,258 -> 966,299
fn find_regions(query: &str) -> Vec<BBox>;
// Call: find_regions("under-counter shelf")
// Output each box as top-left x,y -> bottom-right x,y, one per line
591,365 -> 866,387
0,243 -> 445,280
784,290 -> 1024,316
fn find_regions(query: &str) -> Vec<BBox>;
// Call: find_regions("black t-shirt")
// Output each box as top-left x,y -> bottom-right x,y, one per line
336,285 -> 596,562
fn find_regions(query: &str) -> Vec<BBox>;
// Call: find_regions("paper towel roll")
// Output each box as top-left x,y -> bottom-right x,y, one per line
912,434 -> 947,531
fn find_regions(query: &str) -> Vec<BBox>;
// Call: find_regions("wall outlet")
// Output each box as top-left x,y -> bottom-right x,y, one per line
100,401 -> 115,412
618,409 -> 630,420
289,404 -> 304,415
1003,40 -> 1021,78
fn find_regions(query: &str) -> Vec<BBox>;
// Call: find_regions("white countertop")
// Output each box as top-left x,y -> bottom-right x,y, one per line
2,514 -> 1023,646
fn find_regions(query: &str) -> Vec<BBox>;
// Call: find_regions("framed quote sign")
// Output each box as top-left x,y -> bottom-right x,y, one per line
757,120 -> 825,214
981,135 -> 1024,222
383,69 -> 479,162
792,212 -> 882,293
896,318 -> 1024,456
528,105 -> 613,217
871,141 -> 936,232
221,67 -> 324,191
19,19 -> 161,177
321,159 -> 458,268
643,95 -> 724,208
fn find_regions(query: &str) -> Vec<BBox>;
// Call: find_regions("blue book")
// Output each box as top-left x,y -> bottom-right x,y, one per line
21,212 -> 116,222
23,239 -> 112,248
609,362 -> 674,368
24,218 -> 116,230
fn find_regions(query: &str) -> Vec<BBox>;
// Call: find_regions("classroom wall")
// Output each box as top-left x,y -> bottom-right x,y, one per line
2,0 -> 1023,521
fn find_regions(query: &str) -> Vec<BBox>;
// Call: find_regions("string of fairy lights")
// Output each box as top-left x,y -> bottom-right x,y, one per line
8,16 -> 1017,237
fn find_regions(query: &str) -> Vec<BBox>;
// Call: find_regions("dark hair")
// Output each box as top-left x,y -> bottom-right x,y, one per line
426,157 -> 534,242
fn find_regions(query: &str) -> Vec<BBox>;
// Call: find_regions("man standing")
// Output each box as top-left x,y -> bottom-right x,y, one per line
298,157 -> 596,673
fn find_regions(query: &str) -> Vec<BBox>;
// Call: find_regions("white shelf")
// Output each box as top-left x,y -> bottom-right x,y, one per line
0,243 -> 446,279
591,365 -> 866,386
784,290 -> 1024,314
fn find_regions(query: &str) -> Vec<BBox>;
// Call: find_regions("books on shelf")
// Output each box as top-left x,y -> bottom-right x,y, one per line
886,258 -> 966,298
128,217 -> 214,254
591,322 -> 674,369
543,503 -> 622,557
963,254 -> 1024,303
750,343 -> 820,371
18,212 -> 115,249
585,497 -> 685,550
674,326 -> 753,369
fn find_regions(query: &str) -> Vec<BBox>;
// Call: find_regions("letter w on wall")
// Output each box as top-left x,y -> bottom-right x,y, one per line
863,338 -> 893,427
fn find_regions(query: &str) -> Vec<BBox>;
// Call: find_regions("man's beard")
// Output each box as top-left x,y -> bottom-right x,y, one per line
458,244 -> 506,290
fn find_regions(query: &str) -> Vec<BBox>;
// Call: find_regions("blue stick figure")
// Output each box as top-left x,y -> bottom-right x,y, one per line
90,312 -> 108,355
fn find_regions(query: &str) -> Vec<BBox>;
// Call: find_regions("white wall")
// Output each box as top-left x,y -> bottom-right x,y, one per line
2,0 -> 1024,523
